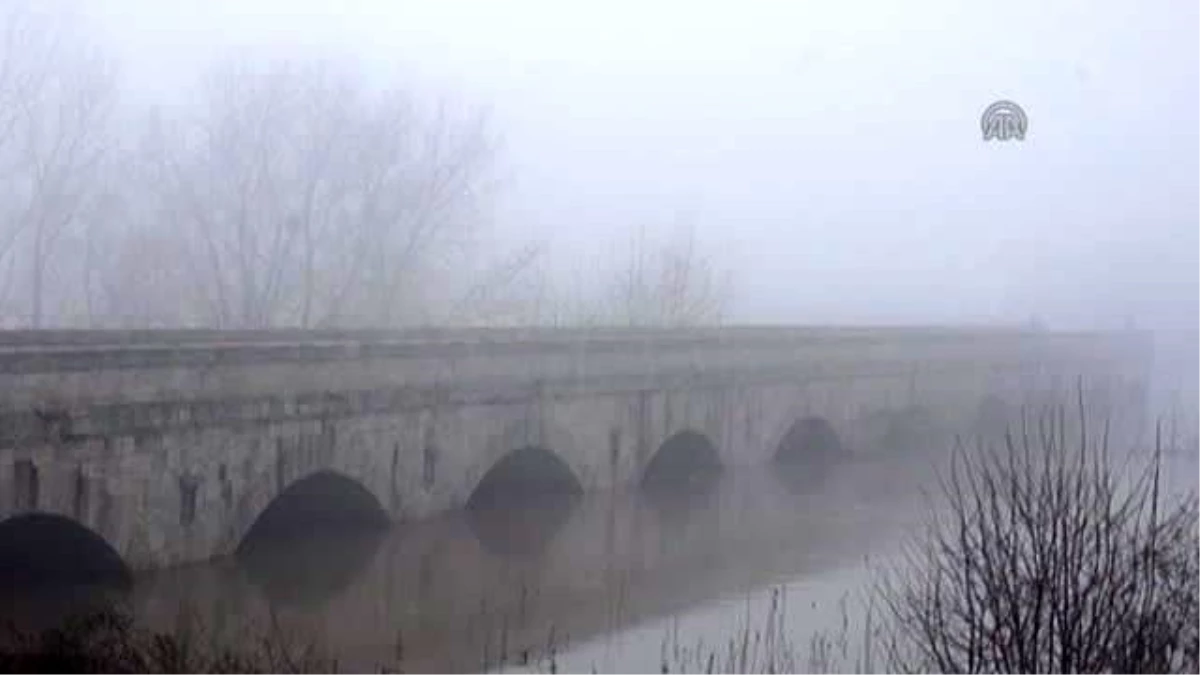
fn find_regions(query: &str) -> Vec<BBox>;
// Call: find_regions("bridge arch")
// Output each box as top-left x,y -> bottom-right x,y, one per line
641,429 -> 722,492
233,470 -> 388,556
855,404 -> 940,455
0,512 -> 131,589
770,416 -> 844,492
773,416 -> 844,466
467,446 -> 583,512
475,414 -> 586,497
466,444 -> 582,558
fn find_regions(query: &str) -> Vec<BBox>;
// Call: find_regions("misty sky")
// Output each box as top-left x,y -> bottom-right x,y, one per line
82,0 -> 1198,331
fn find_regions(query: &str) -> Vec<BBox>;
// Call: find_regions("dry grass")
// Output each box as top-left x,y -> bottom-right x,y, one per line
0,602 -> 338,674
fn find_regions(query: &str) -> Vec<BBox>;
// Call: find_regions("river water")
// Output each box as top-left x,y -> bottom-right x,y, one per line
4,432 -> 1195,667
4,434 -> 1195,673
0,444 -> 939,672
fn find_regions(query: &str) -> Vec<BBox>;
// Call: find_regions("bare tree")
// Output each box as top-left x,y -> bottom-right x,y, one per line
880,392 -> 1199,673
443,241 -> 549,326
0,1 -> 115,327
488,218 -> 735,329
124,57 -> 497,329
602,219 -> 733,327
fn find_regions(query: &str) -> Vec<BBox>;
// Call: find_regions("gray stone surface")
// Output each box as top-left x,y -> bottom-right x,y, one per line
0,326 -> 1152,570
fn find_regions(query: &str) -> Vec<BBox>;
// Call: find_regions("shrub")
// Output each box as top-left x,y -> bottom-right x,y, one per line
879,394 -> 1199,673
0,604 -> 336,674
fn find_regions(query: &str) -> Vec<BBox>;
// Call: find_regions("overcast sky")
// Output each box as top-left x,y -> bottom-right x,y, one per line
82,0 -> 1198,331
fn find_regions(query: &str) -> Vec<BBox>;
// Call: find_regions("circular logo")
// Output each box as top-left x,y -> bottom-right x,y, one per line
981,100 -> 1028,142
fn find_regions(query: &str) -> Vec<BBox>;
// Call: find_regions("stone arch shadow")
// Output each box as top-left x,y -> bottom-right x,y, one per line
474,416 -> 586,501
230,469 -> 389,608
236,470 -> 388,552
640,428 -> 723,492
467,446 -> 583,512
636,429 -> 724,542
0,512 -> 131,591
467,418 -> 585,557
769,415 -> 845,493
223,458 -> 390,558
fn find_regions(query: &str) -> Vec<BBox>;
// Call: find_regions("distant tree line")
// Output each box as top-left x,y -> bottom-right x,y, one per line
0,2 -> 732,330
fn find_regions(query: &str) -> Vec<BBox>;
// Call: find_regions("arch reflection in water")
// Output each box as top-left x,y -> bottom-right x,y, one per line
237,527 -> 385,609
466,446 -> 582,557
638,476 -> 724,548
466,498 -> 578,558
236,470 -> 388,608
638,431 -> 724,557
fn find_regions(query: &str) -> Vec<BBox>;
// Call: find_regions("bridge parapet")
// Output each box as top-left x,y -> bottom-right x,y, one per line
0,326 -> 1144,404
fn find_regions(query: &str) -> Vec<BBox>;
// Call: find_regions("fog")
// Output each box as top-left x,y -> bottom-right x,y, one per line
0,0 -> 1180,331
0,5 -> 1195,668
69,0 -> 1196,332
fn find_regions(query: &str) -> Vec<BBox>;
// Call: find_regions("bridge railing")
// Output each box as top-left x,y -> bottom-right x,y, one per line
0,324 -> 1043,344
0,326 -> 1150,407
0,323 -> 1145,355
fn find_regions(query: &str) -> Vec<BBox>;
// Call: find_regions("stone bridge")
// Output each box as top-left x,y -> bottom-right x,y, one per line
0,326 -> 1152,572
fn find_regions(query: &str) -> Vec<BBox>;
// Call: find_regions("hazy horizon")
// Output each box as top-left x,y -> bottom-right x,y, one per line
54,0 -> 1200,334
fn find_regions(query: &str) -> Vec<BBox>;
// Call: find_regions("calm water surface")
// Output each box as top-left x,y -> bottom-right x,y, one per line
5,439 -> 1195,673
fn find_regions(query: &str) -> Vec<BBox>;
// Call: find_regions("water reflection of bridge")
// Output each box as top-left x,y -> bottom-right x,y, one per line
129,452 -> 939,672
